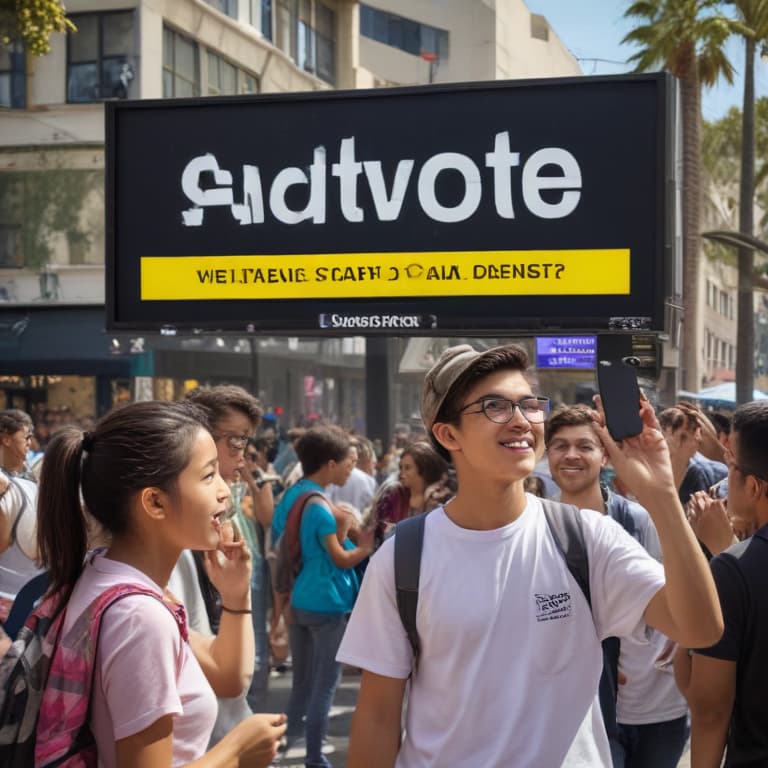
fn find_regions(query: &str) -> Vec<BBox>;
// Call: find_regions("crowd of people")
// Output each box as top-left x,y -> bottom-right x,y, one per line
0,342 -> 765,767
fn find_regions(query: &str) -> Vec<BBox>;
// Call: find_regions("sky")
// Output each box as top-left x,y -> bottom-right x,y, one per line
525,0 -> 768,122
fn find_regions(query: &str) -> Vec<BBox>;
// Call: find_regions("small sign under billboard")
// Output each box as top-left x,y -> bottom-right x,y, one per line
105,73 -> 675,335
535,336 -> 597,369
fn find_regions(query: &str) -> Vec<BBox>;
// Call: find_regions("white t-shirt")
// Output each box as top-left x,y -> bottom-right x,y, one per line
611,513 -> 686,725
0,475 -> 43,602
327,468 -> 378,515
336,495 -> 665,767
64,553 -> 217,767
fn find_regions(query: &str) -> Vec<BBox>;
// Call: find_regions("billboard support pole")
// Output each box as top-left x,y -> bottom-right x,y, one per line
365,336 -> 391,449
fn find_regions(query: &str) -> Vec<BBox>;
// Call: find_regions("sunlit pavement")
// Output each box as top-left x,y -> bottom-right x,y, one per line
260,665 -> 691,767
261,666 -> 357,767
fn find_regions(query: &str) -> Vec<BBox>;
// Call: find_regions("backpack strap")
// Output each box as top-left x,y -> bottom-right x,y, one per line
284,491 -> 327,580
393,500 -> 591,674
394,512 -> 427,671
35,583 -> 187,767
539,498 -> 592,610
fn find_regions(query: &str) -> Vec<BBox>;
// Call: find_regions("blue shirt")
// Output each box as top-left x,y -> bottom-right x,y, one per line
272,478 -> 359,614
272,478 -> 325,542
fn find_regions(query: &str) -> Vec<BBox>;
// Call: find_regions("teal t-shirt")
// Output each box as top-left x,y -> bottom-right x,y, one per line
272,479 -> 359,614
272,478 -> 323,542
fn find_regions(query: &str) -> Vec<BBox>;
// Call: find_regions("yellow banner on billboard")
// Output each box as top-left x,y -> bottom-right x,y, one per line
140,249 -> 630,300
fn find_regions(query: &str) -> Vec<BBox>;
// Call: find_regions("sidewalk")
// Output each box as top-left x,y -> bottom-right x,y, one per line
261,666 -> 691,767
262,666 -> 356,767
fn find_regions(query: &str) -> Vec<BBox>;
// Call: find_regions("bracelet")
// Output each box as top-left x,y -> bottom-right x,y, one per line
221,605 -> 252,614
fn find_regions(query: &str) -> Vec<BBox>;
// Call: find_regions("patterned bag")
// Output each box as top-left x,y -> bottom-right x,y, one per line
0,582 -> 187,767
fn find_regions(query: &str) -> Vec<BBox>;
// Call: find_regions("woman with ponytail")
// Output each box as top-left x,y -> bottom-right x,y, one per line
36,400 -> 286,767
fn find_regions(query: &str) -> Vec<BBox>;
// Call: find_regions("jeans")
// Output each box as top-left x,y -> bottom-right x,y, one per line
614,715 -> 690,768
287,608 -> 347,768
247,556 -> 270,712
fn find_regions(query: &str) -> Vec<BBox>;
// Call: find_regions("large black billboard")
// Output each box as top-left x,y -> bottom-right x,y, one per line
105,73 -> 675,334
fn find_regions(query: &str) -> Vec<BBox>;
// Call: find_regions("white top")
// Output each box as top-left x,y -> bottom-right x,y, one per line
168,550 -> 253,746
168,549 -> 213,636
65,553 -> 217,767
327,467 -> 378,515
337,495 -> 665,767
612,513 -> 687,725
0,475 -> 42,601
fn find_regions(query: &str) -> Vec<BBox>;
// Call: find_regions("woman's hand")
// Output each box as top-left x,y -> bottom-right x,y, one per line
357,526 -> 375,552
203,520 -> 252,608
687,491 -> 735,555
233,713 -> 287,767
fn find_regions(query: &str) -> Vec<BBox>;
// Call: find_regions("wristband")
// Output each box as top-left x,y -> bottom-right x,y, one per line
221,605 -> 252,614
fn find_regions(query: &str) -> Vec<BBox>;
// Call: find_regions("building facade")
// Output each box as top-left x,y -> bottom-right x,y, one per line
0,0 -> 579,440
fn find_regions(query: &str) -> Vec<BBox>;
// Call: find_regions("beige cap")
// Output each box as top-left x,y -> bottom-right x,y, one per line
421,344 -> 520,434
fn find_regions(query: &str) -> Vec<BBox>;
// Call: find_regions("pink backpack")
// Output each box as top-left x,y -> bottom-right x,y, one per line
0,582 -> 186,767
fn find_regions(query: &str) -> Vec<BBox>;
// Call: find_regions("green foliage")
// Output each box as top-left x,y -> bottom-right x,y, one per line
703,98 -> 768,234
0,156 -> 103,270
623,0 -> 735,85
0,0 -> 75,56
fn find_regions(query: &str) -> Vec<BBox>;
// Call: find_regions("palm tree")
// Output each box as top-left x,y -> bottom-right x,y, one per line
728,0 -> 768,404
623,0 -> 734,392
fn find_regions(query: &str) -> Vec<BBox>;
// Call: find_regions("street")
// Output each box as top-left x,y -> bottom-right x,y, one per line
263,666 -> 357,767
261,665 -> 692,767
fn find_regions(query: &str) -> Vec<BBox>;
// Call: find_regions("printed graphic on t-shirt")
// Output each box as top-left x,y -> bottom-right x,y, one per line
535,591 -> 572,622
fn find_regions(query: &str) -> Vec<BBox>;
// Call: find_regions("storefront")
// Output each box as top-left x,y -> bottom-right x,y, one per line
0,305 -> 134,433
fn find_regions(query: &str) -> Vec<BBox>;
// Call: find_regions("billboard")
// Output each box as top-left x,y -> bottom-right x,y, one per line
106,73 -> 675,334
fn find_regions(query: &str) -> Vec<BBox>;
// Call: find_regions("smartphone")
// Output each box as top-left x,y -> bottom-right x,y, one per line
596,335 -> 643,442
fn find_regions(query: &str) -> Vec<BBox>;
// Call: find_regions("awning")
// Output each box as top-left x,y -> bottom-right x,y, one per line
0,305 -> 133,376
677,382 -> 768,407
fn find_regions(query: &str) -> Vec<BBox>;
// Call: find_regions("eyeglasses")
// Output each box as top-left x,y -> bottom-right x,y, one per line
460,396 -> 550,424
213,433 -> 251,452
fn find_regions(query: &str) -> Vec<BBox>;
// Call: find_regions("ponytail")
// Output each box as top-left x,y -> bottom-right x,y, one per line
37,427 -> 89,604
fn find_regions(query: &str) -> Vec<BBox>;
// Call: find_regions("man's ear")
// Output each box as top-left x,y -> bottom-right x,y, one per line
432,422 -> 460,454
140,487 -> 167,521
746,475 -> 765,504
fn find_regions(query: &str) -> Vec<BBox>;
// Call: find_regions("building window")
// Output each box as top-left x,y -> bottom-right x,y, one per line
204,0 -> 237,18
719,289 -> 728,317
360,4 -> 449,61
67,11 -> 136,103
297,0 -> 315,73
163,27 -> 200,98
0,41 -> 25,109
240,71 -> 259,94
276,0 -> 335,84
208,52 -> 237,95
250,0 -> 273,40
315,2 -> 335,84
276,0 -> 297,60
262,0 -> 273,40
208,52 -> 258,95
0,167 -> 104,270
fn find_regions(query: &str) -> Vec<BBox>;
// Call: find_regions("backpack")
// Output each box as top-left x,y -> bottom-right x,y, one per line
273,491 -> 326,597
394,498 -> 591,671
0,582 -> 186,767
